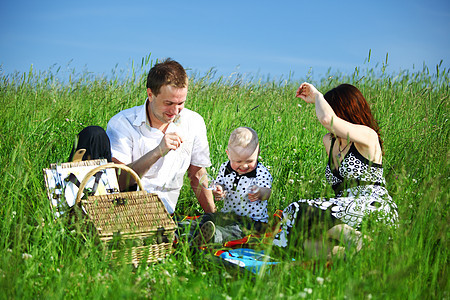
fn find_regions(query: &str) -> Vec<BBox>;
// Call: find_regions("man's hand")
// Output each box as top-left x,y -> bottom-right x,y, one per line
158,132 -> 183,156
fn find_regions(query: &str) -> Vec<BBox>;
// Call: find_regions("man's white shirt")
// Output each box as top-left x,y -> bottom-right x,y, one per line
106,99 -> 211,214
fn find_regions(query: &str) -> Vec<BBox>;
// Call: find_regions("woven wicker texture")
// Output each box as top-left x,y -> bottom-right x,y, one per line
82,191 -> 176,239
50,159 -> 107,169
109,244 -> 174,264
75,163 -> 176,264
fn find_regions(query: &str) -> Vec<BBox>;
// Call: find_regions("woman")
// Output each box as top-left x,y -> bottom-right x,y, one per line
272,83 -> 398,256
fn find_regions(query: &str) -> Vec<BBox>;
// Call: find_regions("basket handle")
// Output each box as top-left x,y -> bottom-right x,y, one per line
75,163 -> 144,204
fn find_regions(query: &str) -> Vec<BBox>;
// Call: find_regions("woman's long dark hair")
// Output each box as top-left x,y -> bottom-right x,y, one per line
324,84 -> 384,153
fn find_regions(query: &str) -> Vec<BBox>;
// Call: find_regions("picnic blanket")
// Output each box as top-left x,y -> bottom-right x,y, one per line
172,211 -> 283,274
173,211 -> 335,275
173,210 -> 283,249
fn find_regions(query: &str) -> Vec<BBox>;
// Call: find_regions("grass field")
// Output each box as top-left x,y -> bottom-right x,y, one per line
0,58 -> 448,299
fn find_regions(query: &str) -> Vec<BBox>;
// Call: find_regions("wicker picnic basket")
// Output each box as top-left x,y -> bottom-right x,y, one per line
75,163 -> 177,265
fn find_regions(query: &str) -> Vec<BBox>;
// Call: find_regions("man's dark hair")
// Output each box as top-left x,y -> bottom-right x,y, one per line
146,58 -> 188,96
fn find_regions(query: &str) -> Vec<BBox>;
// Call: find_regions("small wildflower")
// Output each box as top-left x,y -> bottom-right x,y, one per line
298,104 -> 302,107
293,149 -> 297,153
12,211 -> 16,218
56,268 -> 60,273
298,292 -> 307,298
412,179 -> 417,183
316,277 -> 324,285
288,179 -> 294,184
7,249 -> 12,253
22,253 -> 32,260
304,287 -> 313,294
222,294 -> 232,300
277,116 -> 282,122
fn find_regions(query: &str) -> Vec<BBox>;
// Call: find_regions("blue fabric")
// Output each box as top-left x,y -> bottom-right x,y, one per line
217,248 -> 279,274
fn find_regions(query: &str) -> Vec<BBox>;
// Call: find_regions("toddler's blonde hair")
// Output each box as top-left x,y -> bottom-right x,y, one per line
228,127 -> 259,153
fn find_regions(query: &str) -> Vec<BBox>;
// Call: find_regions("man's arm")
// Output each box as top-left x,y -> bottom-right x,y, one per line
113,132 -> 183,190
187,165 -> 216,213
112,148 -> 163,190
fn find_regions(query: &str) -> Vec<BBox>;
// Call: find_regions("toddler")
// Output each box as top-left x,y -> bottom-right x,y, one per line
213,126 -> 273,222
192,127 -> 273,246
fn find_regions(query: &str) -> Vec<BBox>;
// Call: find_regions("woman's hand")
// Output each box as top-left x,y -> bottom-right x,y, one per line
296,82 -> 321,104
212,184 -> 226,201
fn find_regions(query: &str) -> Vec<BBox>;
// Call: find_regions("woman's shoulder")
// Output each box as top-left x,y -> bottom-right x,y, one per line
352,141 -> 383,164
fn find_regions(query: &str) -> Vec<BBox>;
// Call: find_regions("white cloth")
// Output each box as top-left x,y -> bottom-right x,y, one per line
106,99 -> 211,214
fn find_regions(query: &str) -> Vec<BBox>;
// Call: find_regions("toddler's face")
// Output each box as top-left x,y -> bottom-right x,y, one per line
227,145 -> 259,175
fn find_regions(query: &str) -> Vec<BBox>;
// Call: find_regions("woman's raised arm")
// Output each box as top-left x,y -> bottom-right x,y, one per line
296,82 -> 380,152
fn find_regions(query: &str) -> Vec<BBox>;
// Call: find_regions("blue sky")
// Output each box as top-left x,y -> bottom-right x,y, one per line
1,0 -> 449,81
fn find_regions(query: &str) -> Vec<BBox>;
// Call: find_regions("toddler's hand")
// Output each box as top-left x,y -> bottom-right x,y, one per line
213,184 -> 226,201
248,189 -> 261,202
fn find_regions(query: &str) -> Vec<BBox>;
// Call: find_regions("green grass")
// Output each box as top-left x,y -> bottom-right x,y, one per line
0,58 -> 448,299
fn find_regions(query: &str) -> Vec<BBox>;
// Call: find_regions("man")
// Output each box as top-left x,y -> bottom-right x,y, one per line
105,58 -> 215,214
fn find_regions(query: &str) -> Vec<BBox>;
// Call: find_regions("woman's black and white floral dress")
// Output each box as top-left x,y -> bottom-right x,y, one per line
272,139 -> 398,248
